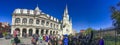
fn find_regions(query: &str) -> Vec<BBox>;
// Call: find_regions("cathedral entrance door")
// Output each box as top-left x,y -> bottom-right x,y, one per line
36,29 -> 39,35
22,28 -> 27,37
29,29 -> 33,36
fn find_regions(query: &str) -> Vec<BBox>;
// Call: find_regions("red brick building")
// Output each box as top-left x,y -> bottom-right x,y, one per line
0,22 -> 10,33
80,30 -> 85,33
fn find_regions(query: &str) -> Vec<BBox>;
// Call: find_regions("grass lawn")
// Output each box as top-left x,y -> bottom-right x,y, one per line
105,40 -> 120,45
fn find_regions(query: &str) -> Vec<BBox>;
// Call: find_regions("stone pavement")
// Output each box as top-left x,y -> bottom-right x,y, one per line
0,38 -> 11,45
0,37 -> 48,45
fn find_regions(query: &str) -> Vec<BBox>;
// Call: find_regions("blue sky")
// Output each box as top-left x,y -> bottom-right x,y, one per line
0,0 -> 119,32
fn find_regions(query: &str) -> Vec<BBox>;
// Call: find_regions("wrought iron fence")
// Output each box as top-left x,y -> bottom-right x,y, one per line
93,28 -> 120,45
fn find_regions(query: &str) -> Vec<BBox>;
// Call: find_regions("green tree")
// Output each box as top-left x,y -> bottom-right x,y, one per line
111,2 -> 120,34
83,28 -> 93,35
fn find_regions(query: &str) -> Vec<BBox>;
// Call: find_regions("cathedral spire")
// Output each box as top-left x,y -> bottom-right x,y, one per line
70,17 -> 72,23
63,4 -> 69,20
65,4 -> 68,14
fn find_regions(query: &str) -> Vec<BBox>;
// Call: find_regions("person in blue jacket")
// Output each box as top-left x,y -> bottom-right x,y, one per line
99,37 -> 104,45
45,35 -> 49,42
63,34 -> 68,45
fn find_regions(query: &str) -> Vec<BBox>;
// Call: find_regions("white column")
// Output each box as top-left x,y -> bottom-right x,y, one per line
58,24 -> 61,30
44,20 -> 46,27
33,19 -> 36,26
27,18 -> 29,25
21,18 -> 23,25
27,28 -> 29,36
48,22 -> 50,27
20,28 -> 22,37
39,29 -> 41,35
33,28 -> 36,34
48,30 -> 50,35
39,20 -> 41,26
44,29 -> 46,35
11,26 -> 14,34
12,17 -> 15,25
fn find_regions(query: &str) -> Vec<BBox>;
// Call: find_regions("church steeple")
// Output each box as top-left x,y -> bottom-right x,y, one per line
64,4 -> 69,16
62,4 -> 73,35
63,4 -> 69,21
65,4 -> 68,14
70,17 -> 72,23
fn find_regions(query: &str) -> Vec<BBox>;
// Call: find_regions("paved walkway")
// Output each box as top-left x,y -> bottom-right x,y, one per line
0,37 -> 48,45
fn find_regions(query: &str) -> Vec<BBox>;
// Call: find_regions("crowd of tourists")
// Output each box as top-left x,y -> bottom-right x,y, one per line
10,34 -> 104,45
30,33 -> 104,45
11,29 -> 104,45
31,34 -> 64,45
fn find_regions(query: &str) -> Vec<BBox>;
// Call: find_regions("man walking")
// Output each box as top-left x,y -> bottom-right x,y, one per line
99,37 -> 104,45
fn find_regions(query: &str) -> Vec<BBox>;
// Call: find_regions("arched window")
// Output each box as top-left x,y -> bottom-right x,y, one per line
22,18 -> 27,23
46,21 -> 49,26
41,20 -> 45,25
29,19 -> 33,24
54,24 -> 56,28
15,18 -> 20,23
57,25 -> 58,29
36,19 -> 39,24
50,23 -> 52,28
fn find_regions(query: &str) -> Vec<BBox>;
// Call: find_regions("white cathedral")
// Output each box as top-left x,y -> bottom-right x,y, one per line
11,5 -> 73,37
